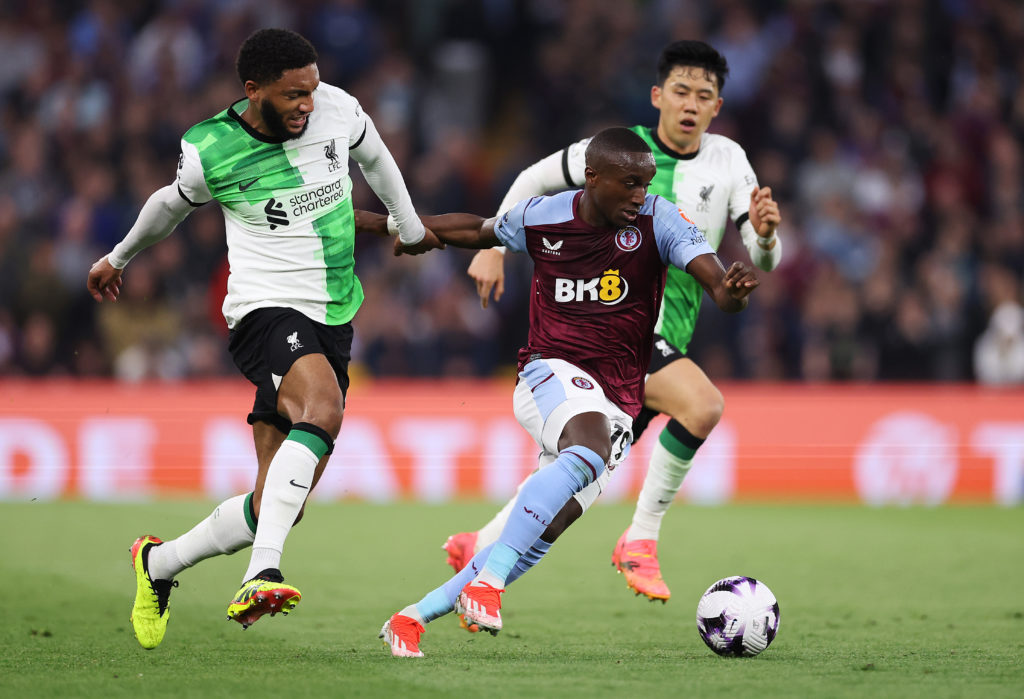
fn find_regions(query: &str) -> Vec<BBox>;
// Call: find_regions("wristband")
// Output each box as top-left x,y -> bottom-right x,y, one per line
756,233 -> 777,251
387,214 -> 426,245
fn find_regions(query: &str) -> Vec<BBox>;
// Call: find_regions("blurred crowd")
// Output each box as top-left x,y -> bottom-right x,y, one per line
0,0 -> 1022,383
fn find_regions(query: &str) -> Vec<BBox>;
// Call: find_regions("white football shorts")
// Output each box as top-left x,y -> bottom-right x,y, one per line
513,357 -> 632,510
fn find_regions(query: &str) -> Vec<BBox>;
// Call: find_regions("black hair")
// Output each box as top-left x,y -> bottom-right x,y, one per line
657,40 -> 729,93
236,28 -> 318,86
585,127 -> 652,168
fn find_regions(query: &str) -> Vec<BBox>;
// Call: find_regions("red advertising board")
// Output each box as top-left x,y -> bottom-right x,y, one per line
1,380 -> 1021,504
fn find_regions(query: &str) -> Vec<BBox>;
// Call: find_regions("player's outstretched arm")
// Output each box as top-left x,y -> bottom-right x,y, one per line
352,209 -> 390,237
415,214 -> 499,250
86,183 -> 195,302
351,210 -> 491,255
686,254 -> 759,313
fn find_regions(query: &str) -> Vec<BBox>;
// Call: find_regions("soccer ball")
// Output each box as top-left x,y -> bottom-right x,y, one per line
696,576 -> 780,657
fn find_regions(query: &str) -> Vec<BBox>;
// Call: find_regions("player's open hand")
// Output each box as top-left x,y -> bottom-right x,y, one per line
467,248 -> 505,308
723,261 -> 759,300
87,256 -> 123,302
393,228 -> 446,256
749,186 -> 780,238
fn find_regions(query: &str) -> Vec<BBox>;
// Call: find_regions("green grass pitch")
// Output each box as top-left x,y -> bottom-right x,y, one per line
2,501 -> 1022,698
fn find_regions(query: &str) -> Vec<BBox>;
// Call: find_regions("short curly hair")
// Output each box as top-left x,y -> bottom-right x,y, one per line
236,28 -> 318,86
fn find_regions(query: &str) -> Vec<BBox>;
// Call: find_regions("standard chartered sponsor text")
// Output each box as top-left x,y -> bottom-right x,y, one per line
288,178 -> 346,216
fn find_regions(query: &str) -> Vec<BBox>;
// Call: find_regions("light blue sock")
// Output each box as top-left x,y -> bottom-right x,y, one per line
480,445 -> 604,582
414,544 -> 495,622
506,538 -> 552,585
414,537 -> 558,622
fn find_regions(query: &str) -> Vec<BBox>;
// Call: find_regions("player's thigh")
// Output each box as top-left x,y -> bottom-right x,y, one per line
277,353 -> 345,429
513,358 -> 630,455
260,312 -> 347,432
229,308 -> 348,433
643,357 -> 723,435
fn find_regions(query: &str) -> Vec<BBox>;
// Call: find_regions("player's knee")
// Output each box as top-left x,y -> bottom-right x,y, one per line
560,443 -> 610,490
699,390 -> 725,432
676,386 -> 724,437
298,393 -> 344,438
571,440 -> 611,469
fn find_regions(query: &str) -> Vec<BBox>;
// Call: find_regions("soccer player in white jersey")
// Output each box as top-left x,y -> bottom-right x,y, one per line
445,40 -> 783,604
360,127 -> 758,657
87,28 -> 440,650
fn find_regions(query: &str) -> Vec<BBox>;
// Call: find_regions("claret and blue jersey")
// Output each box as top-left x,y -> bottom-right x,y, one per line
494,189 -> 714,418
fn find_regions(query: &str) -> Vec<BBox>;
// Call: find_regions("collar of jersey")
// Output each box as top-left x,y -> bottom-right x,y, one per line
648,127 -> 700,161
228,98 -> 288,144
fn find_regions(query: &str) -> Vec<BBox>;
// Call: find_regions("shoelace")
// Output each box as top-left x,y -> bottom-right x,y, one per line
392,616 -> 424,643
152,579 -> 179,615
467,583 -> 504,611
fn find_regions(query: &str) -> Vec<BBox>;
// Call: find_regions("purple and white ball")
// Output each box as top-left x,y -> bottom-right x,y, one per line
696,576 -> 780,657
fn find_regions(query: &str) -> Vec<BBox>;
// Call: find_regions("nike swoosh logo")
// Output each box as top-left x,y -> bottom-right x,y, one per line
239,177 -> 260,191
289,479 -> 308,489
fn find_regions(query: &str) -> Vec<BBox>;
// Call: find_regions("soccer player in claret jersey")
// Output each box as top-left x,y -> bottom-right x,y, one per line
87,28 -> 440,650
365,127 -> 758,657
448,40 -> 782,604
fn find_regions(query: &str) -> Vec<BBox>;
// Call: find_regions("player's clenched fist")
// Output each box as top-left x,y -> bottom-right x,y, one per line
87,256 -> 123,302
722,261 -> 758,299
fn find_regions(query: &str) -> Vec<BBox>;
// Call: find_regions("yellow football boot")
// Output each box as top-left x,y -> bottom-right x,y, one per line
129,535 -> 177,649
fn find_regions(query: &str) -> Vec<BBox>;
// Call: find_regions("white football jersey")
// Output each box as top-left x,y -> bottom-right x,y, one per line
177,83 -> 367,329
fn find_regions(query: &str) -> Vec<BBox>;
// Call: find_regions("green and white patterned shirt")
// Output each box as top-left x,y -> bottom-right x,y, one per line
176,83 -> 371,328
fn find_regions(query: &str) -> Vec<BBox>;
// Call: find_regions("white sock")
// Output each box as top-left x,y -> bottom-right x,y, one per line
628,440 -> 693,541
472,568 -> 507,589
148,493 -> 256,581
243,439 -> 318,581
399,604 -> 425,624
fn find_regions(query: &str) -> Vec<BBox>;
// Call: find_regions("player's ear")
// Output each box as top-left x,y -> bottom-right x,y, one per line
583,166 -> 597,186
243,80 -> 262,101
651,84 -> 662,109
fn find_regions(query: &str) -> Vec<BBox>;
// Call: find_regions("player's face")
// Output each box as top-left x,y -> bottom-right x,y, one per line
247,64 -> 320,140
589,153 -> 657,228
651,65 -> 722,155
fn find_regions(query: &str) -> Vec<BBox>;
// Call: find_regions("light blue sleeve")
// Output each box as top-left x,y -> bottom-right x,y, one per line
650,195 -> 716,270
492,196 -> 533,253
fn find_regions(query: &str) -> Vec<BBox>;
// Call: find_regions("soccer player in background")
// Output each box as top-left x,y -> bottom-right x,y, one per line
368,127 -> 759,657
445,40 -> 782,603
87,28 -> 440,650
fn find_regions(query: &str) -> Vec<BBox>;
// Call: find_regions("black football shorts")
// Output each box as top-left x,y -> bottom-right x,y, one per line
631,334 -> 686,443
228,307 -> 353,434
